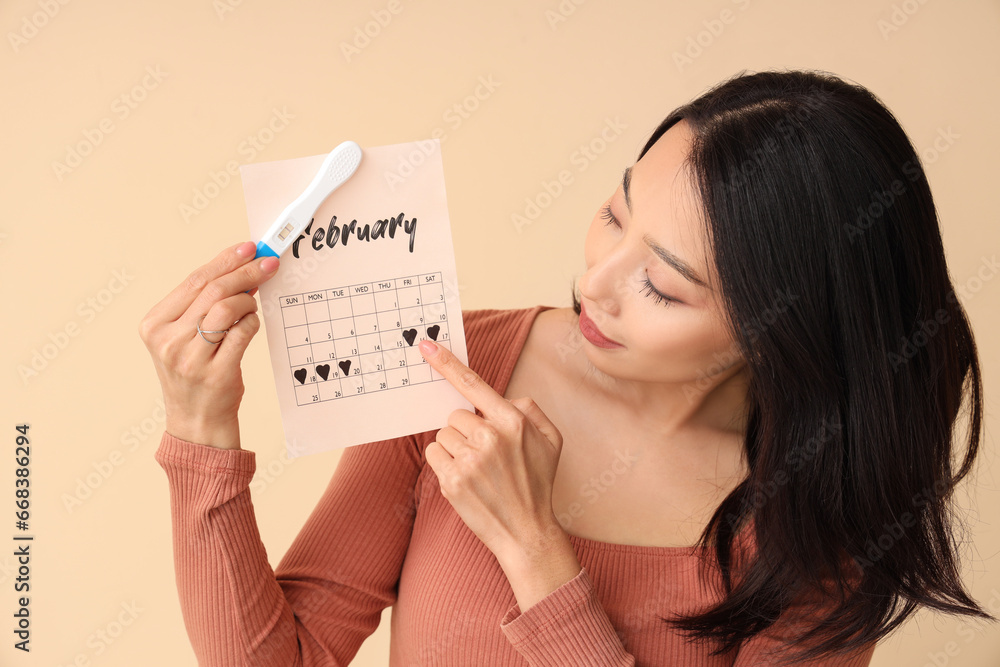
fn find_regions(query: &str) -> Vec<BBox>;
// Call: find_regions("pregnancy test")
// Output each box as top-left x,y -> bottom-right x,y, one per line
254,140 -> 363,259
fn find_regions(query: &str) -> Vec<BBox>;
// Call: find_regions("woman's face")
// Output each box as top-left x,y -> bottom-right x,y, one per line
578,119 -> 742,391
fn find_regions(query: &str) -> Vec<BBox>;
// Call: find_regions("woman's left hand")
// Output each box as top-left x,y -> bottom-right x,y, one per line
418,339 -> 567,568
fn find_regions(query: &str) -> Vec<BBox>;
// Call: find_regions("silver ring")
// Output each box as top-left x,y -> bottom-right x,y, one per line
197,315 -> 230,344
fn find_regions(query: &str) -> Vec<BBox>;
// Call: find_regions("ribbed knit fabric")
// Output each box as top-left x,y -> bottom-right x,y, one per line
155,305 -> 877,666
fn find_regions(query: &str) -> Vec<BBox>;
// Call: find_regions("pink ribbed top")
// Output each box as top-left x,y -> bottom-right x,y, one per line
155,305 -> 876,666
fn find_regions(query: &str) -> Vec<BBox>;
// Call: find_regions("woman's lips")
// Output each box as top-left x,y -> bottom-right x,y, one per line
579,304 -> 623,349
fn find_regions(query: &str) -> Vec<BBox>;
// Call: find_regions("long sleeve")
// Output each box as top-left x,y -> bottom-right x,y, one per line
499,567 -> 636,666
154,427 -> 424,666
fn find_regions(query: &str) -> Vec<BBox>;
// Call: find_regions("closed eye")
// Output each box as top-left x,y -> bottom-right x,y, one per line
600,203 -> 619,227
639,274 -> 676,307
599,204 -> 678,308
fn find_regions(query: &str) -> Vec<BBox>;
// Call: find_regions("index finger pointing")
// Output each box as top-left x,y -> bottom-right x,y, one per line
418,340 -> 510,419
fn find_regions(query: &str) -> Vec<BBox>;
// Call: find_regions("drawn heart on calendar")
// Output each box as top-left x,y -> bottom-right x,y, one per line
338,360 -> 352,376
402,328 -> 418,346
294,368 -> 308,385
315,364 -> 330,381
426,325 -> 440,341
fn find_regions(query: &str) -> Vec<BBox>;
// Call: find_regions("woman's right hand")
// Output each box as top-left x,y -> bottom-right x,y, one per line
138,241 -> 280,450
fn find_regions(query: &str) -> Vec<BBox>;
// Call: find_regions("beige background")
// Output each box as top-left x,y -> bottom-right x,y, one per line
2,0 -> 998,664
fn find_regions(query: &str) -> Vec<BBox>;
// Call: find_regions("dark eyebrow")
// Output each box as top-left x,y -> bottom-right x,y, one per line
643,235 -> 710,289
621,165 -> 710,290
623,166 -> 633,214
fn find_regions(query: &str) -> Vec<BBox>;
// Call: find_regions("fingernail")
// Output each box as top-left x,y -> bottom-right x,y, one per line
419,340 -> 438,356
236,241 -> 255,257
260,257 -> 279,273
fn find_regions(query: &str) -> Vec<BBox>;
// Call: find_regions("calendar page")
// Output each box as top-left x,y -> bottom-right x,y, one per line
239,140 -> 472,458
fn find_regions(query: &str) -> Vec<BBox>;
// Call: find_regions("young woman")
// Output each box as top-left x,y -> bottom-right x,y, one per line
141,70 -> 989,665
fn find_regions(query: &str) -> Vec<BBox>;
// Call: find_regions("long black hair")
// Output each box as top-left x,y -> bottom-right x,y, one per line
572,69 -> 990,661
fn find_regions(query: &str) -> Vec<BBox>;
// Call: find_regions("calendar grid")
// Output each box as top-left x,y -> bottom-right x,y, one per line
279,272 -> 453,406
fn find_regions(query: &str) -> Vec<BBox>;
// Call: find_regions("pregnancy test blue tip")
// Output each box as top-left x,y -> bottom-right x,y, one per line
246,242 -> 280,292
255,241 -> 280,258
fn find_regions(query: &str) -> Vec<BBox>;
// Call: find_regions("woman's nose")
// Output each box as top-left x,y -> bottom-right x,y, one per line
579,254 -> 629,317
